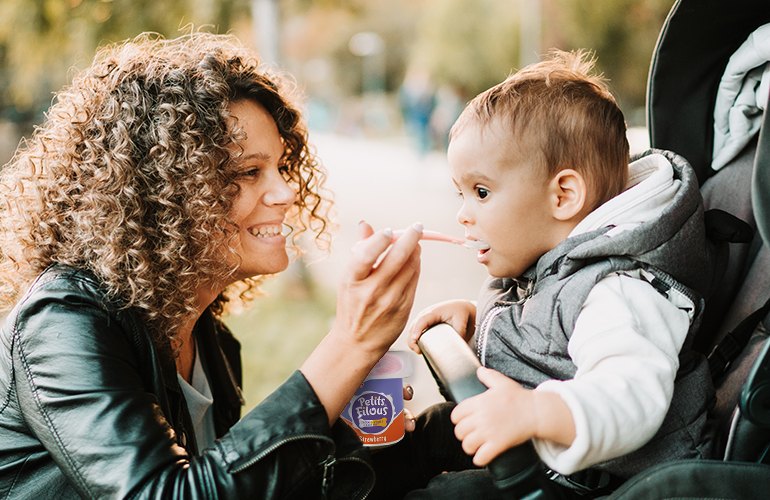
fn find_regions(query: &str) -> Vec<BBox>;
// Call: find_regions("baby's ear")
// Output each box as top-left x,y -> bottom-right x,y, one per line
549,169 -> 587,221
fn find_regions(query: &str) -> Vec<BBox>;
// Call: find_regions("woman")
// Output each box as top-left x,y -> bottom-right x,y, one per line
0,32 -> 422,498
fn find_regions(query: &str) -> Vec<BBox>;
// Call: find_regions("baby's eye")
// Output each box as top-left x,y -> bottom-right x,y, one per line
475,186 -> 490,199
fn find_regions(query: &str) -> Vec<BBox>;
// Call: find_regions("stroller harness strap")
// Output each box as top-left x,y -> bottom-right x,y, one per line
708,296 -> 770,380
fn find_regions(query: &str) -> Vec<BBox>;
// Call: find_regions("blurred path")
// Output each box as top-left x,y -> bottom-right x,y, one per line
306,128 -> 650,413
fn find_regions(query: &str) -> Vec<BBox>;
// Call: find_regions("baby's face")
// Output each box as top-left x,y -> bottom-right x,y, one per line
448,121 -> 558,278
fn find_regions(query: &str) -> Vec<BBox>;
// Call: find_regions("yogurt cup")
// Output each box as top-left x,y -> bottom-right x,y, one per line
341,350 -> 412,447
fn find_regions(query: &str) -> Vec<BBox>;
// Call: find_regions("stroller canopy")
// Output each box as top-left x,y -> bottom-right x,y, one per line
647,0 -> 770,244
648,0 -> 770,176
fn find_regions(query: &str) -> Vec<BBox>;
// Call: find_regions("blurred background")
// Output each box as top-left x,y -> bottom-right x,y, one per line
0,0 -> 667,413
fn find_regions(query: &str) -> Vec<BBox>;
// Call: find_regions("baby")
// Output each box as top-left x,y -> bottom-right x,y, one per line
374,49 -> 715,498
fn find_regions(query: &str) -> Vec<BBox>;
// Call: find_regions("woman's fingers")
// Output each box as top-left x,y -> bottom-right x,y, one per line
347,221 -> 422,290
403,390 -> 416,432
368,225 -> 422,316
348,226 -> 395,281
357,220 -> 375,239
383,242 -> 421,301
330,222 -> 423,355
374,222 -> 423,280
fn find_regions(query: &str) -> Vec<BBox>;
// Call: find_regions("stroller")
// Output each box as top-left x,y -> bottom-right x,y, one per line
418,0 -> 770,497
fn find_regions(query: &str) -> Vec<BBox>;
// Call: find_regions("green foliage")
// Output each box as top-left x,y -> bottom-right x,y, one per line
547,0 -> 673,120
413,0 -> 521,97
0,0 -> 674,126
388,0 -> 671,115
281,0 -> 423,95
0,0 -> 247,121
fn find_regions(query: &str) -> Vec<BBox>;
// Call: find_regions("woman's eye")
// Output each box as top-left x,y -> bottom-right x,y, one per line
476,187 -> 489,199
238,167 -> 261,178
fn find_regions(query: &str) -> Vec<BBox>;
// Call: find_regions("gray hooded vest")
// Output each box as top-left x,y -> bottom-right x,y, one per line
475,149 -> 715,479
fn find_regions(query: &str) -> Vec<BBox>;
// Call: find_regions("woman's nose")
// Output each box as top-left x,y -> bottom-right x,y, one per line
264,175 -> 296,206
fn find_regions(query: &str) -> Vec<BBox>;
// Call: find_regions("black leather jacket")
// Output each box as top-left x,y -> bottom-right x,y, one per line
0,265 -> 374,499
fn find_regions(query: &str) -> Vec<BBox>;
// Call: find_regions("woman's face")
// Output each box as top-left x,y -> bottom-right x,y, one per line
225,99 -> 296,281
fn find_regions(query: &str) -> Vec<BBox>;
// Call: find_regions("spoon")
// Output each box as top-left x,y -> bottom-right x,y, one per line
392,229 -> 490,250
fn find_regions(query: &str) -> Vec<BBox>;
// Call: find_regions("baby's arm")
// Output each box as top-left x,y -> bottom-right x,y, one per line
407,299 -> 476,354
449,272 -> 691,472
532,272 -> 693,474
450,367 -> 576,467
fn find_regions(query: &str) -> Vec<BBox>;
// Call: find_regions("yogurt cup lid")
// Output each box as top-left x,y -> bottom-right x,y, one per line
367,350 -> 413,379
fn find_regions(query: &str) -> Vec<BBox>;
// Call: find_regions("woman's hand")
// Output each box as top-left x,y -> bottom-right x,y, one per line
407,299 -> 477,354
330,221 -> 423,356
301,220 -> 422,424
403,384 -> 416,432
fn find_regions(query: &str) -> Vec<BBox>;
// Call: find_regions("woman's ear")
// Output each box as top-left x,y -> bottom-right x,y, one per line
548,169 -> 587,221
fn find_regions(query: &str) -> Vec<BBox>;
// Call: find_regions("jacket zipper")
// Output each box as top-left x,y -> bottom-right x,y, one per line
229,432 -> 334,473
335,455 -> 375,499
476,304 -> 506,365
477,279 -> 535,367
228,433 -> 373,499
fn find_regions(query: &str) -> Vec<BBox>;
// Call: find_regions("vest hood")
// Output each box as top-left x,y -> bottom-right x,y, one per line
535,149 -> 713,297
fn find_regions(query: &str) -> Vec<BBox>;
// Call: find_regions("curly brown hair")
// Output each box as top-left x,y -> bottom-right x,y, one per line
0,32 -> 333,346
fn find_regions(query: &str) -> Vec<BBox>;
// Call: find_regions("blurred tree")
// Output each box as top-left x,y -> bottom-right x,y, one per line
545,0 -> 673,123
281,0 -> 422,96
411,0 -> 521,99
0,0 -> 675,133
0,0 -> 247,126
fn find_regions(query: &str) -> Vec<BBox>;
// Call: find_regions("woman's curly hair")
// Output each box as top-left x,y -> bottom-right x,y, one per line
0,32 -> 333,347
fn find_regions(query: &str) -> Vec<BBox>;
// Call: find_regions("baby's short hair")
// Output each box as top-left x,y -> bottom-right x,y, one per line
452,49 -> 629,208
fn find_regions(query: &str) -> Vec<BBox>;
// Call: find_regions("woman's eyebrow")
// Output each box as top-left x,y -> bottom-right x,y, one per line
233,152 -> 272,165
237,152 -> 272,162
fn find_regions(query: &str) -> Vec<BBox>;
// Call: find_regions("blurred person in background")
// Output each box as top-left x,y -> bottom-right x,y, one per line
0,32 -> 422,499
399,66 -> 437,156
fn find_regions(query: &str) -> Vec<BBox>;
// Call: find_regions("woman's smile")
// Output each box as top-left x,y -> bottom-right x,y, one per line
247,223 -> 286,240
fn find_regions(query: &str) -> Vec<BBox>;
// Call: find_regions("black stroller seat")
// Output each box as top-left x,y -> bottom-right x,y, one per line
609,0 -> 770,496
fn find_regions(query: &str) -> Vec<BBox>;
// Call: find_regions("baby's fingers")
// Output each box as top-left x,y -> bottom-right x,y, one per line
471,442 -> 502,467
407,317 -> 435,354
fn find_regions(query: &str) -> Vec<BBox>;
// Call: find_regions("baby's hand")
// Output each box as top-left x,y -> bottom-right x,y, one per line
407,299 -> 477,354
450,367 -> 538,466
450,367 -> 576,466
